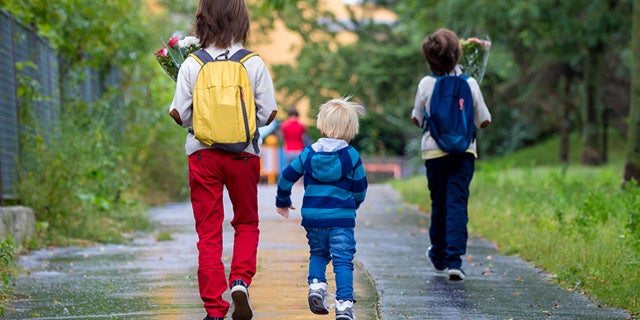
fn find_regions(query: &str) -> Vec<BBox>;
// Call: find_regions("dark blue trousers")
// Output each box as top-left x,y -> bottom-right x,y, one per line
425,153 -> 475,270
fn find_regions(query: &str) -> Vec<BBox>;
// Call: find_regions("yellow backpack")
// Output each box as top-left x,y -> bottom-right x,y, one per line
189,49 -> 259,153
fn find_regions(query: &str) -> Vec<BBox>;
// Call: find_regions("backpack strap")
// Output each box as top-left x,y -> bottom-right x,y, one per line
190,49 -> 215,65
230,48 -> 260,153
190,48 -> 258,65
229,48 -> 258,63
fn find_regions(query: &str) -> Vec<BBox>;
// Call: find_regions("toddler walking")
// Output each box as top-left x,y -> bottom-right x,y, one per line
276,97 -> 368,319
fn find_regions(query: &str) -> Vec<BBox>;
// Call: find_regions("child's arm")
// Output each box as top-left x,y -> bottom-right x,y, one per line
412,77 -> 432,128
351,155 -> 368,209
469,78 -> 492,129
168,58 -> 197,128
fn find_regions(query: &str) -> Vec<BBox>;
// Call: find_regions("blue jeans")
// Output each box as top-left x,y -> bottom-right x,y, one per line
425,153 -> 475,270
304,227 -> 356,301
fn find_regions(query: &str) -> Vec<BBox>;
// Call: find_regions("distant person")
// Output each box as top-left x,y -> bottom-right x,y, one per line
411,28 -> 491,281
168,0 -> 277,319
281,107 -> 308,165
275,97 -> 368,320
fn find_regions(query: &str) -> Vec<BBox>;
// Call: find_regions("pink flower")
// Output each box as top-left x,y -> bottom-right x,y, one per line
466,37 -> 491,49
155,47 -> 168,58
154,35 -> 201,82
167,36 -> 179,48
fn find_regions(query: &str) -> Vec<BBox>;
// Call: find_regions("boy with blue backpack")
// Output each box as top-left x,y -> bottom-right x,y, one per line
411,28 -> 492,281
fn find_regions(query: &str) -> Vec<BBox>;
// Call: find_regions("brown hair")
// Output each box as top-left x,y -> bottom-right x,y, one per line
195,0 -> 250,48
421,28 -> 461,75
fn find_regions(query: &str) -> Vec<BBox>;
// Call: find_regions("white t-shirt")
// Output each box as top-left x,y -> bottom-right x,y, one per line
170,43 -> 278,156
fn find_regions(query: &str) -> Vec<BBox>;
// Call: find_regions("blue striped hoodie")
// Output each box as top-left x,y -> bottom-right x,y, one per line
276,138 -> 368,227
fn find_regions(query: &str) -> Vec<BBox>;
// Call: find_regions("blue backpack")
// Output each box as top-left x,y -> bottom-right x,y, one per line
423,74 -> 475,154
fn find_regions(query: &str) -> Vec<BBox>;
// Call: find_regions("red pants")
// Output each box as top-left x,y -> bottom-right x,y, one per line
188,149 -> 260,317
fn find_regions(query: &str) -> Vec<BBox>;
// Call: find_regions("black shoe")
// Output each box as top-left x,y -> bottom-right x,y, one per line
426,246 -> 447,274
448,268 -> 466,281
231,279 -> 253,320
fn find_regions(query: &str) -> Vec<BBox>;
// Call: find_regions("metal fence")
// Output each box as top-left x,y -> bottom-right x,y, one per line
0,10 -> 119,203
0,10 -> 60,203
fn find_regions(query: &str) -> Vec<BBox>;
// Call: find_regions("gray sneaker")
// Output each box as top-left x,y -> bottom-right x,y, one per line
308,279 -> 329,315
335,300 -> 355,320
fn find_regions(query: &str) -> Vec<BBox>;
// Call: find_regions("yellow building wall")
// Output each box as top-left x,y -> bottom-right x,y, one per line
248,0 -> 396,124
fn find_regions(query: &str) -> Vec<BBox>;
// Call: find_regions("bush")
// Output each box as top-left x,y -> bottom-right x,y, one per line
0,238 -> 17,318
16,92 -> 150,246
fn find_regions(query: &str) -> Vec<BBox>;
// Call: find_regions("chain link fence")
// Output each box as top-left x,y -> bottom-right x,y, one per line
0,10 -> 119,203
0,10 -> 60,203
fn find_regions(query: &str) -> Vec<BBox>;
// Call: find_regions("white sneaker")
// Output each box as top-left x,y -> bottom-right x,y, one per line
335,300 -> 355,320
230,279 -> 253,320
308,279 -> 329,315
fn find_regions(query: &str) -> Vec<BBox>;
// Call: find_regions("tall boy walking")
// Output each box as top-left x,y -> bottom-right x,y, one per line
411,28 -> 492,281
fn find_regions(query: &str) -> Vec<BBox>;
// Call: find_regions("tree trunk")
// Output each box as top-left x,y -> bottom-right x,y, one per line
559,67 -> 575,163
560,107 -> 570,163
581,47 -> 605,166
602,106 -> 609,163
624,0 -> 640,183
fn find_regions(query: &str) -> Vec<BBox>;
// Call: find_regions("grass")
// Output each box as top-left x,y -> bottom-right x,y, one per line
156,231 -> 173,241
391,134 -> 640,317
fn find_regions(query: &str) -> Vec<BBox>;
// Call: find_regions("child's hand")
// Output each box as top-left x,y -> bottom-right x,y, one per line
276,206 -> 295,219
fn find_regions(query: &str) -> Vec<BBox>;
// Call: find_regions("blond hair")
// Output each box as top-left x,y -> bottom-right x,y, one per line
316,97 -> 366,142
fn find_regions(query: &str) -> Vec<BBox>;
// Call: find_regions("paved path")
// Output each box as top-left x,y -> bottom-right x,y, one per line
355,184 -> 630,320
4,184 -> 632,319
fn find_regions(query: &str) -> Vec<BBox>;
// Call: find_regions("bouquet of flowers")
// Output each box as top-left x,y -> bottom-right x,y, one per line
155,35 -> 200,81
459,36 -> 491,84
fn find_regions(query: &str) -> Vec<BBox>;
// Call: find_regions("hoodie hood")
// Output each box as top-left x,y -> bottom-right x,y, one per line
307,138 -> 354,183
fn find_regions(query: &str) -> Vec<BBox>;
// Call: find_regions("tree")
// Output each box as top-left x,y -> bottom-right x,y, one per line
266,0 -> 419,155
408,0 -> 631,163
263,0 -> 633,161
625,0 -> 640,183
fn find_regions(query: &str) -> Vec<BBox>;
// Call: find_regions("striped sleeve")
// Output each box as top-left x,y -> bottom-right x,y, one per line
275,150 -> 306,208
348,148 -> 368,209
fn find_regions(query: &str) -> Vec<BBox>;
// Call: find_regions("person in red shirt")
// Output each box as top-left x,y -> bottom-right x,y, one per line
281,107 -> 307,165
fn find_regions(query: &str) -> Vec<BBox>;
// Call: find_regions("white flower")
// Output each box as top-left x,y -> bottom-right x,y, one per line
179,36 -> 200,48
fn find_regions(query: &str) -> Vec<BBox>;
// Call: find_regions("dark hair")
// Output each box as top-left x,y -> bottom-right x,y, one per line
195,0 -> 250,48
287,107 -> 299,117
421,28 -> 461,75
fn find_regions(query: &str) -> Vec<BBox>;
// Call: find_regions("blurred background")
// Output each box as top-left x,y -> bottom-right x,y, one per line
0,0 -> 636,243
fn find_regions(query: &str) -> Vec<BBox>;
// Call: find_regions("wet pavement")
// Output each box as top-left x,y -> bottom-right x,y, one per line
4,184 -> 633,319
